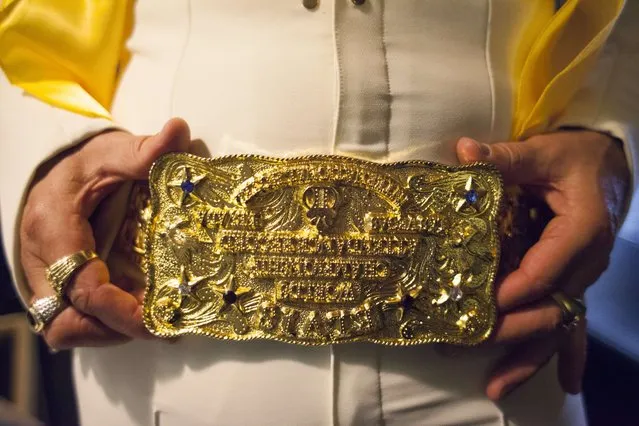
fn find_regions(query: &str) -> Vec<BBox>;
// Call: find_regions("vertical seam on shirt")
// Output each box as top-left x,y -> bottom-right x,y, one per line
484,0 -> 497,140
380,0 -> 392,161
169,0 -> 192,117
376,347 -> 386,426
332,0 -> 345,154
331,345 -> 338,426
330,3 -> 341,422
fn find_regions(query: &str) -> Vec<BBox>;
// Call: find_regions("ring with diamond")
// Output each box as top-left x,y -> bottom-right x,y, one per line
551,292 -> 586,332
26,295 -> 65,334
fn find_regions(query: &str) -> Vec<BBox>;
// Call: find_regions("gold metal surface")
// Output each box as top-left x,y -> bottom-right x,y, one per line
46,250 -> 99,297
142,153 -> 504,345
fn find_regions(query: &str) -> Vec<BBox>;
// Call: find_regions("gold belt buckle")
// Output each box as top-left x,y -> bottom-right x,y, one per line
138,154 -> 513,345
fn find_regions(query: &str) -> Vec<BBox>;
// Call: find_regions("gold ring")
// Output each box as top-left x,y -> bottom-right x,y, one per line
551,291 -> 586,332
46,249 -> 99,297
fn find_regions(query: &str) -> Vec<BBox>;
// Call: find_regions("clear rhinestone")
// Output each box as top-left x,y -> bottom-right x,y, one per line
450,286 -> 463,302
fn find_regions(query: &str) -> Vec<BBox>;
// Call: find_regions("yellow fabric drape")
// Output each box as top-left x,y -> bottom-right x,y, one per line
513,0 -> 625,138
0,0 -> 129,119
0,0 -> 627,134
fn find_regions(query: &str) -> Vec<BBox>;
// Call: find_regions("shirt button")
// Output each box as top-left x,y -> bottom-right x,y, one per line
351,0 -> 366,5
303,0 -> 318,9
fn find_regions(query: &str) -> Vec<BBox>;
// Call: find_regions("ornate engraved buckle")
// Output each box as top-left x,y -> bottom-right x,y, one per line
141,154 -> 507,345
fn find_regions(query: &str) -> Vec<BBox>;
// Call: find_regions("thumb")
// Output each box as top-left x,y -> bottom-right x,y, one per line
97,118 -> 191,181
124,117 -> 191,180
456,137 -> 548,185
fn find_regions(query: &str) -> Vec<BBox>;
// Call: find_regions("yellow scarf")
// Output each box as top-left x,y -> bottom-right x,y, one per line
0,0 -> 625,139
0,0 -> 129,118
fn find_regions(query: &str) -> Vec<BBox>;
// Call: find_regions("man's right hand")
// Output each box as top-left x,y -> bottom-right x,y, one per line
20,118 -> 191,350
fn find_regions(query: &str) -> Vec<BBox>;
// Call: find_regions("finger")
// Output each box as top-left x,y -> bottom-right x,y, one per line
75,118 -> 192,216
66,261 -> 151,339
456,137 -> 550,185
496,214 -> 594,310
558,318 -> 588,394
486,335 -> 558,401
94,117 -> 191,182
21,119 -> 190,338
21,211 -> 96,297
115,274 -> 147,304
107,250 -> 147,303
491,299 -> 563,344
21,212 -> 151,339
25,252 -> 151,340
43,306 -> 130,350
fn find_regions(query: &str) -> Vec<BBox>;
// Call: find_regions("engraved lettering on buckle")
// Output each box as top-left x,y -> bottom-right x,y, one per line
276,280 -> 363,304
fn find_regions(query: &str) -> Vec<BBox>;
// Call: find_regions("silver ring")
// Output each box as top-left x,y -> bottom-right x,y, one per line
26,295 -> 65,334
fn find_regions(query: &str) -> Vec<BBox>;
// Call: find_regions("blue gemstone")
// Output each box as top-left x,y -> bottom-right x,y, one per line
465,189 -> 479,204
223,290 -> 237,304
181,180 -> 195,193
401,295 -> 414,310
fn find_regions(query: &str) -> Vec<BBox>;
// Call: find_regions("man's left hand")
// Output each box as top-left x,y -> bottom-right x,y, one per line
456,129 -> 630,401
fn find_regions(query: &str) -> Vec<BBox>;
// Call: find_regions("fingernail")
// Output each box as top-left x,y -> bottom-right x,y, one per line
479,143 -> 491,157
459,137 -> 490,159
155,119 -> 176,138
459,137 -> 478,149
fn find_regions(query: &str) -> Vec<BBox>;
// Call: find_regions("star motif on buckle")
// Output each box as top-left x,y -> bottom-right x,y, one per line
430,273 -> 477,331
386,285 -> 425,322
213,278 -> 259,316
212,278 -> 261,335
166,266 -> 209,298
168,166 -> 206,206
455,176 -> 486,213
434,273 -> 464,305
